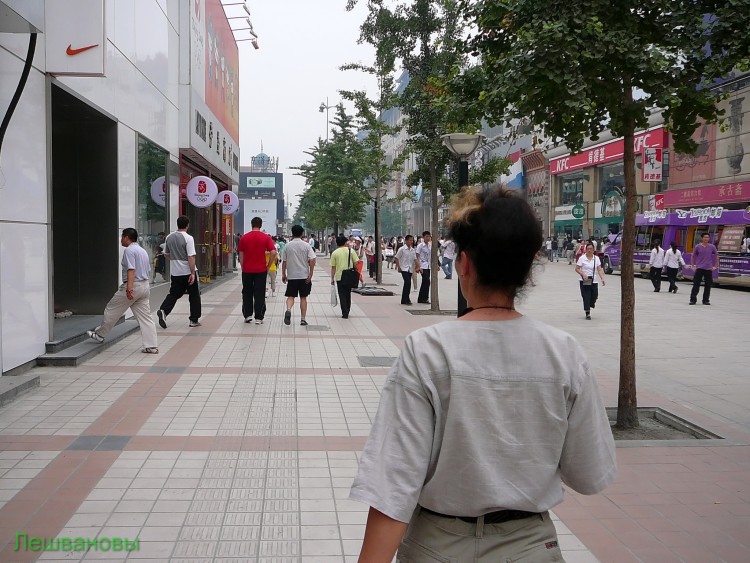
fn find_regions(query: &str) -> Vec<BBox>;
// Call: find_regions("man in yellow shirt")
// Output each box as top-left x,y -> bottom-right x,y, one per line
330,235 -> 360,319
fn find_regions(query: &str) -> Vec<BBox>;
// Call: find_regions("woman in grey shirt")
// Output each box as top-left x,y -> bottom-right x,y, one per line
350,186 -> 617,562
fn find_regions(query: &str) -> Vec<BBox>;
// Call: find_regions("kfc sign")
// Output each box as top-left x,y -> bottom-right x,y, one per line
550,127 -> 667,175
642,147 -> 663,182
186,175 -> 218,208
218,190 -> 239,214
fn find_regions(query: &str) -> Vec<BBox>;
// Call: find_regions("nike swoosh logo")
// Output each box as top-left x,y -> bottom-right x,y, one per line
66,44 -> 98,56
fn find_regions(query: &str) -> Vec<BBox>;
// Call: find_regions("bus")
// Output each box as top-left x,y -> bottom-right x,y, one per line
602,207 -> 750,287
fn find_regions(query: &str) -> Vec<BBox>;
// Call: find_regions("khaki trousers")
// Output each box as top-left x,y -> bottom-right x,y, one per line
94,280 -> 158,349
397,507 -> 563,563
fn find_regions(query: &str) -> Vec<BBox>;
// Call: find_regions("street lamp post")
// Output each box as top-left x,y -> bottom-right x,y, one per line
319,98 -> 334,143
364,179 -> 383,285
441,133 -> 486,317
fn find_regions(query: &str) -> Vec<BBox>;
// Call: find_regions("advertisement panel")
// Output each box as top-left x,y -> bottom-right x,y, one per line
669,123 -> 716,187
45,0 -> 105,76
641,147 -> 663,182
243,199 -> 278,236
550,127 -> 667,175
189,0 -> 239,182
662,181 -> 750,207
246,176 -> 277,189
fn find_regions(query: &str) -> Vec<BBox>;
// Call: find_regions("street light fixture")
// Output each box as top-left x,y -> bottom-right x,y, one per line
319,98 -> 335,143
364,178 -> 383,284
441,132 -> 486,317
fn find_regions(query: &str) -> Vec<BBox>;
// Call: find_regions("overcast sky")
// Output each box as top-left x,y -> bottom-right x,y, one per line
236,1 -> 379,214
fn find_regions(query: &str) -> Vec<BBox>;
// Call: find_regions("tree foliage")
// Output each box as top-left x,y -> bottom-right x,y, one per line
293,106 -> 371,234
452,0 -> 750,428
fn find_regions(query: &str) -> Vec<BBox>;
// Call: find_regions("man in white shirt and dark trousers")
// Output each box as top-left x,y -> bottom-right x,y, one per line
416,231 -> 432,304
281,225 -> 317,326
648,239 -> 666,293
87,228 -> 159,354
157,215 -> 202,328
440,237 -> 455,279
395,235 -> 419,306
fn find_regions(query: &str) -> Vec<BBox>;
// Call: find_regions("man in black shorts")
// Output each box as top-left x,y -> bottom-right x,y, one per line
281,225 -> 317,326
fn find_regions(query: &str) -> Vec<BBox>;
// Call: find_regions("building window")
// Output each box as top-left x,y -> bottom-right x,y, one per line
559,174 -> 583,205
599,162 -> 624,200
137,136 -> 169,285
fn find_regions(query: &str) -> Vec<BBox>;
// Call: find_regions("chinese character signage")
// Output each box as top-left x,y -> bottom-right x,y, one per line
662,181 -> 748,207
642,147 -> 663,182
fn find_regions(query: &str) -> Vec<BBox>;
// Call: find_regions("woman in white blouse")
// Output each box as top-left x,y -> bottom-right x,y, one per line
574,242 -> 606,320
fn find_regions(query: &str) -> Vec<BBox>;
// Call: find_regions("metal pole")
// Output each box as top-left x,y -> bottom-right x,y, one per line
374,195 -> 381,284
325,97 -> 329,144
457,160 -> 470,317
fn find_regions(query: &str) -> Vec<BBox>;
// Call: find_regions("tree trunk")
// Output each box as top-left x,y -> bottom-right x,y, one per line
376,180 -> 383,284
616,84 -> 639,429
430,163 -> 440,311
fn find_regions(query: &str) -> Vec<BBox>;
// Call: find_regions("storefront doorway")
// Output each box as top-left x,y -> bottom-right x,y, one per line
50,85 -> 118,336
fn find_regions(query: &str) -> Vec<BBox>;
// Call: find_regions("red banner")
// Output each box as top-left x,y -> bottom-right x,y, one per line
662,181 -> 750,207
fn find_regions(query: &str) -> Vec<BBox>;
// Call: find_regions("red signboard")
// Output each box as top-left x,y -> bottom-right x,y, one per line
205,0 -> 239,143
550,127 -> 668,175
662,181 -> 750,207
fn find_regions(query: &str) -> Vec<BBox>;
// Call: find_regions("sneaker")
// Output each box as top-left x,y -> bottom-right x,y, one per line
86,330 -> 104,343
585,312 -> 591,320
189,320 -> 202,327
703,301 -> 710,305
254,319 -> 263,324
142,347 -> 159,354
689,301 -> 696,305
674,287 -> 678,293
157,309 -> 167,329
284,310 -> 291,326
244,316 -> 253,323
300,319 -> 308,326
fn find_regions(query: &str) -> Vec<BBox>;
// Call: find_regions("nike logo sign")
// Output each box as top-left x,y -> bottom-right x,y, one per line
66,44 -> 98,56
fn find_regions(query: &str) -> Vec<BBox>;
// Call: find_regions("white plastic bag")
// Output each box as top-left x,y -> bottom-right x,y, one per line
330,285 -> 338,307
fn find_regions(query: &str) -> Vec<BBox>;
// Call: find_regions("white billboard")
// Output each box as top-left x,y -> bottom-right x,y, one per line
243,199 -> 277,236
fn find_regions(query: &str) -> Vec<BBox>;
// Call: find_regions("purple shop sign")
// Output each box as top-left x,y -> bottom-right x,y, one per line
662,182 -> 750,207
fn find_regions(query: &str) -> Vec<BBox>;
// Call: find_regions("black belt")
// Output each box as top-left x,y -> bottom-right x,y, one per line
420,506 -> 539,525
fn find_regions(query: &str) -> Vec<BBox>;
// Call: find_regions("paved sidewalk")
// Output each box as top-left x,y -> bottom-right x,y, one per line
0,256 -> 748,562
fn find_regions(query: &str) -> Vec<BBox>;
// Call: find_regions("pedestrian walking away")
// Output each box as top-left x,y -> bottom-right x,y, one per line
394,235 -> 418,306
689,232 -> 718,305
281,225 -> 317,326
664,241 -> 685,293
350,186 -> 616,563
330,235 -> 360,319
648,239 -> 666,292
551,237 -> 559,262
238,217 -> 277,324
575,242 -> 606,320
440,236 -> 455,279
157,216 -> 202,329
416,231 -> 432,303
87,228 -> 159,354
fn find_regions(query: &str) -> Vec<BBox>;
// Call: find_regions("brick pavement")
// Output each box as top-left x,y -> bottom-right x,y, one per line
0,256 -> 748,562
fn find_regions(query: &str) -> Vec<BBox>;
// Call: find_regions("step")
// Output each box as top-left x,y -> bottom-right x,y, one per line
37,320 -> 140,367
0,373 -> 40,408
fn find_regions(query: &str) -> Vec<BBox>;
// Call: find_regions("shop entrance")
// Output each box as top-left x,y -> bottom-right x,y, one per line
50,85 -> 118,336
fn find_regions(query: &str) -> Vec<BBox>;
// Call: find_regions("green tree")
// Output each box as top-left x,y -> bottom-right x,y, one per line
455,0 -> 750,428
348,0 -> 471,311
294,106 -> 371,235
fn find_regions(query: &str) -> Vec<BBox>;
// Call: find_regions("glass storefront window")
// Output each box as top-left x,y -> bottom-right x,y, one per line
559,175 -> 583,205
137,136 -> 169,285
599,163 -> 624,199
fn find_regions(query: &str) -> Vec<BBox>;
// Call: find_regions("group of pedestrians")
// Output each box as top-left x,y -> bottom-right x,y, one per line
648,234 -> 719,304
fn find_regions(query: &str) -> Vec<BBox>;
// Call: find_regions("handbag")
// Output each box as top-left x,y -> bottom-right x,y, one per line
340,249 -> 360,288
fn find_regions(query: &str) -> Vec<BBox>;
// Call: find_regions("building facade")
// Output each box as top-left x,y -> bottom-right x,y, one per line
238,153 -> 285,236
0,0 -> 242,375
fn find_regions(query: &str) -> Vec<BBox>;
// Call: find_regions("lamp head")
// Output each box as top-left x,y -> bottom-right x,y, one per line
319,104 -> 326,113
441,133 -> 486,159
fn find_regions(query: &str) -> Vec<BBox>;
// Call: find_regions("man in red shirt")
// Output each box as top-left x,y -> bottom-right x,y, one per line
237,217 -> 277,324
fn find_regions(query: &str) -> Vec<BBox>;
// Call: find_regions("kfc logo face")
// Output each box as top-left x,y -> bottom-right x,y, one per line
198,180 -> 207,194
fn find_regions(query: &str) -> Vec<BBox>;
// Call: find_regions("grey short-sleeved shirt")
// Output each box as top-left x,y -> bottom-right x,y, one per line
281,238 -> 316,280
349,316 -> 617,523
121,243 -> 151,282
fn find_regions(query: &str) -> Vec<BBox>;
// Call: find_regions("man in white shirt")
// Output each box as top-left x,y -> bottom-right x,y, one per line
157,216 -> 202,328
440,237 -> 456,279
365,236 -> 376,279
647,239 -> 666,293
416,231 -> 432,304
87,228 -> 159,354
395,235 -> 419,306
281,225 -> 317,326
